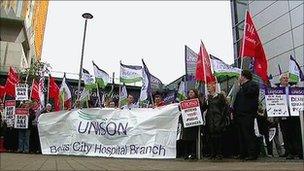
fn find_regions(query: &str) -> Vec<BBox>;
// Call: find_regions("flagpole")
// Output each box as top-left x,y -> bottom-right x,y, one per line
95,83 -> 102,108
30,79 -> 35,100
46,75 -> 50,104
118,84 -> 121,108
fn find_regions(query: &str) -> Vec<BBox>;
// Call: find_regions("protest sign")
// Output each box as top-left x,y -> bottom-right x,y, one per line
265,87 -> 289,117
180,98 -> 204,128
288,87 -> 304,116
14,108 -> 29,129
15,84 -> 28,101
4,100 -> 16,127
38,104 -> 180,159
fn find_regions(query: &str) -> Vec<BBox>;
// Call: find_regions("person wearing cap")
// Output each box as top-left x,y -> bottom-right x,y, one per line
233,70 -> 259,160
42,103 -> 53,113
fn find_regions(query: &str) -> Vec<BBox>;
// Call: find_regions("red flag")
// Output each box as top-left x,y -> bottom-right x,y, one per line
241,11 -> 269,83
0,85 -> 5,99
195,42 -> 216,84
49,76 -> 60,111
31,79 -> 40,101
5,67 -> 20,97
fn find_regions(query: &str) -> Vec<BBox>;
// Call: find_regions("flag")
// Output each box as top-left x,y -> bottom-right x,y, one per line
176,81 -> 187,102
241,11 -> 269,83
0,85 -> 5,99
79,88 -> 90,102
278,64 -> 282,75
59,73 -> 72,110
82,68 -> 95,90
93,62 -> 109,89
139,59 -> 151,105
31,79 -> 40,101
119,84 -> 128,107
120,62 -> 142,84
5,67 -> 20,97
211,55 -> 241,82
48,75 -> 60,111
289,55 -> 304,83
185,45 -> 198,81
195,41 -> 216,84
150,74 -> 163,91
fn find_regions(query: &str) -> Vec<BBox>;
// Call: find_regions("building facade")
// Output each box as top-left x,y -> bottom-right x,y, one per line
0,0 -> 49,73
231,0 -> 303,83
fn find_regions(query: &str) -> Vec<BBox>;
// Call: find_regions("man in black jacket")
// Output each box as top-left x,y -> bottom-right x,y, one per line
233,70 -> 259,160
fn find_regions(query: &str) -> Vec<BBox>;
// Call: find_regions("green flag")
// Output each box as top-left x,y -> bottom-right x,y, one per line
93,62 -> 110,89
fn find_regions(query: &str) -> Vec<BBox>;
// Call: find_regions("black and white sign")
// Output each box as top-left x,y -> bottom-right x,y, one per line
289,87 -> 304,116
15,84 -> 28,101
4,100 -> 16,127
14,108 -> 29,129
265,87 -> 289,117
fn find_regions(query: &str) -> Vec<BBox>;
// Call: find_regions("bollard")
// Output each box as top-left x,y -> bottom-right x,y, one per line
300,110 -> 304,160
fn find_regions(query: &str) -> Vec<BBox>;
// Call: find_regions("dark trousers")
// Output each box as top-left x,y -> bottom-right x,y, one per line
184,140 -> 196,157
30,126 -> 41,153
280,117 -> 302,157
210,134 -> 222,157
236,116 -> 257,157
4,127 -> 18,151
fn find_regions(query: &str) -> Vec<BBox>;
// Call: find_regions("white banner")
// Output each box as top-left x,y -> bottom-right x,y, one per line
38,104 -> 180,159
180,98 -> 204,128
15,84 -> 28,101
265,87 -> 289,117
288,87 -> 304,116
14,108 -> 29,129
4,100 -> 16,127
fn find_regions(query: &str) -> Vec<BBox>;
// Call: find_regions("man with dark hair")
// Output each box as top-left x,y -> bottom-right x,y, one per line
121,94 -> 137,109
154,94 -> 165,107
233,70 -> 259,160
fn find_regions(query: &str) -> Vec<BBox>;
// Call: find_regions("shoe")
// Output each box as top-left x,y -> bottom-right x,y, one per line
234,155 -> 246,160
245,156 -> 257,161
286,155 -> 295,160
215,155 -> 223,160
209,155 -> 216,160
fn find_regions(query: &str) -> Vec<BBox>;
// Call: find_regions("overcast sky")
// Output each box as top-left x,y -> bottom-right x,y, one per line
42,1 -> 234,84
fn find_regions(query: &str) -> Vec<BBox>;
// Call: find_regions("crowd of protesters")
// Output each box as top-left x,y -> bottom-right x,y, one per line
0,70 -> 302,161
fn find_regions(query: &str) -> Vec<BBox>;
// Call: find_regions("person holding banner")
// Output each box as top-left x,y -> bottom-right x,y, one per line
278,73 -> 303,159
17,101 -> 34,153
202,83 -> 230,160
181,89 -> 203,160
121,95 -> 137,109
154,94 -> 165,107
233,70 -> 259,160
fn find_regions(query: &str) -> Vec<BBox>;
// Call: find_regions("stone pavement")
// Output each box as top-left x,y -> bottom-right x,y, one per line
0,153 -> 303,171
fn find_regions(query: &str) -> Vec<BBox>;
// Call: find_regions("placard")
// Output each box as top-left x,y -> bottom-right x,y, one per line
265,87 -> 289,117
14,108 -> 29,129
180,98 -> 204,128
15,84 -> 28,101
289,87 -> 304,116
4,100 -> 16,127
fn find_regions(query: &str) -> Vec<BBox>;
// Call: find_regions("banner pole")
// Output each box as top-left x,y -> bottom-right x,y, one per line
96,83 -> 102,108
46,75 -> 50,104
197,125 -> 201,159
300,110 -> 304,159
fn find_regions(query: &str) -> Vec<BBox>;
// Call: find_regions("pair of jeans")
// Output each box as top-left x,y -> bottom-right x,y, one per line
18,129 -> 30,152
